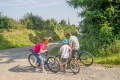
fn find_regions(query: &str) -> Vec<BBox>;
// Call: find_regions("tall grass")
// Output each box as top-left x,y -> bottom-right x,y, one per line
79,36 -> 120,65
0,28 -> 78,50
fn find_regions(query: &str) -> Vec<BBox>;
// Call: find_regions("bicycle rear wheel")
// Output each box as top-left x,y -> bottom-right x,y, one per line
70,59 -> 80,74
79,52 -> 94,66
28,54 -> 40,68
47,57 -> 60,73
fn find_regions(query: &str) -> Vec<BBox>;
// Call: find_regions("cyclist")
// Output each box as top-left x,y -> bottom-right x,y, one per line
31,36 -> 52,73
58,39 -> 72,72
66,32 -> 79,60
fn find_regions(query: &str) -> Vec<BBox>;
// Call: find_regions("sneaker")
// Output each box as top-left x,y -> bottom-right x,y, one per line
64,69 -> 66,73
60,69 -> 63,72
41,70 -> 47,73
60,69 -> 66,72
35,68 -> 41,72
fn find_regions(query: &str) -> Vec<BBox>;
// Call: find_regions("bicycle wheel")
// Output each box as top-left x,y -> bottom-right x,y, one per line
79,52 -> 94,66
55,55 -> 61,62
47,57 -> 60,73
28,54 -> 40,68
70,59 -> 80,74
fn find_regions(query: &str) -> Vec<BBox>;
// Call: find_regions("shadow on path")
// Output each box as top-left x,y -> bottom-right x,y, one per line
0,41 -> 62,64
9,65 -> 35,73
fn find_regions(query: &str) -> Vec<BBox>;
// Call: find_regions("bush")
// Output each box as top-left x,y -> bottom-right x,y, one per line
0,16 -> 17,29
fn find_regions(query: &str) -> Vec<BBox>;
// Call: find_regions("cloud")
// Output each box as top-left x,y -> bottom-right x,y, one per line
0,0 -> 65,7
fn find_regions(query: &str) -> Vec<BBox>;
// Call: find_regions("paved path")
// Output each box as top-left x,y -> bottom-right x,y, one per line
0,41 -> 120,80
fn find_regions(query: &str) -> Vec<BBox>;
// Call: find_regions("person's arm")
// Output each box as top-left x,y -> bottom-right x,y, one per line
48,36 -> 52,40
58,46 -> 62,53
69,39 -> 72,49
39,48 -> 47,54
58,50 -> 62,53
69,44 -> 72,48
69,39 -> 72,48
69,47 -> 72,56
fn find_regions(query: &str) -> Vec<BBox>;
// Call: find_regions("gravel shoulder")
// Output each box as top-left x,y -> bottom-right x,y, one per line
0,41 -> 120,80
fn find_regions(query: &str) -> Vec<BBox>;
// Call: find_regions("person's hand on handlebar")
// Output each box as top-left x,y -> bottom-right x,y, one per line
44,49 -> 48,52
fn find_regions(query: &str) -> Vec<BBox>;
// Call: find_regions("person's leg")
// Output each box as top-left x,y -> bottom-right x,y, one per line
64,59 -> 68,69
65,62 -> 67,69
61,63 -> 63,70
32,50 -> 41,71
72,49 -> 79,64
38,55 -> 44,71
36,55 -> 40,69
35,64 -> 39,70
61,59 -> 65,71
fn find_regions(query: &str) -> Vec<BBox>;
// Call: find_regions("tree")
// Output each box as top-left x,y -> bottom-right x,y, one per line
20,13 -> 45,29
0,15 -> 17,29
66,0 -> 120,54
59,19 -> 66,25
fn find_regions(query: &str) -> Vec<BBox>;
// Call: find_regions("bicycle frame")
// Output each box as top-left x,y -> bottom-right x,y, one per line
41,52 -> 58,66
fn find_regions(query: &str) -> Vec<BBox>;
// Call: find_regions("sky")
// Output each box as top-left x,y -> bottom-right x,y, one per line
0,0 -> 83,25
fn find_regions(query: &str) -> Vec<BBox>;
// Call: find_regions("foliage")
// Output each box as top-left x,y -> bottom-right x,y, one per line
0,12 -> 78,50
0,15 -> 17,29
59,19 -> 67,25
20,13 -> 45,29
67,0 -> 120,51
0,12 -> 79,50
67,0 -> 120,64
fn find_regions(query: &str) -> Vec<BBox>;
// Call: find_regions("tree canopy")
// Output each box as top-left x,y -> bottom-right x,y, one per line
67,0 -> 120,55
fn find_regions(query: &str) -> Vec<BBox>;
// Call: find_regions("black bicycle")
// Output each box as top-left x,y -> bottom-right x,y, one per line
28,50 -> 60,73
77,51 -> 94,66
55,55 -> 80,74
56,51 -> 94,67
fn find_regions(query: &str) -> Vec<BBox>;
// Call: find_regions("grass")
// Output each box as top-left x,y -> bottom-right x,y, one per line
0,29 -> 63,50
49,43 -> 120,66
49,45 -> 62,56
78,35 -> 120,65
0,24 -> 79,50
94,53 -> 120,65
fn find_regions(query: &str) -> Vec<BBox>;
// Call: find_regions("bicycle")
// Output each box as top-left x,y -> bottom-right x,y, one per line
55,55 -> 80,74
28,49 -> 60,73
77,51 -> 94,66
55,51 -> 94,67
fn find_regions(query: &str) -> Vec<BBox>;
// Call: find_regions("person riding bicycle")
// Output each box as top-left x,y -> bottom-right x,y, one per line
31,36 -> 52,73
58,39 -> 72,72
66,32 -> 79,60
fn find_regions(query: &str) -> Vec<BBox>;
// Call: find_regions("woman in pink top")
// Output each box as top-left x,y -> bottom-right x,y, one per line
32,36 -> 52,73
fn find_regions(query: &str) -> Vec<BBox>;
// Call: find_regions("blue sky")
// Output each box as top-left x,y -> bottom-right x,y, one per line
0,0 -> 83,25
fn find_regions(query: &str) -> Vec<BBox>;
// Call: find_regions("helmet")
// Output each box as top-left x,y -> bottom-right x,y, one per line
63,39 -> 68,43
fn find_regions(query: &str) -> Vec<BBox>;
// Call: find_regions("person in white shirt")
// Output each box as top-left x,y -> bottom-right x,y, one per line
59,39 -> 72,72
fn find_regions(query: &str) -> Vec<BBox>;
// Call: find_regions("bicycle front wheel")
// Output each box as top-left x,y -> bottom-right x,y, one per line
70,59 -> 80,74
79,52 -> 94,66
28,54 -> 40,68
55,55 -> 61,62
47,57 -> 60,73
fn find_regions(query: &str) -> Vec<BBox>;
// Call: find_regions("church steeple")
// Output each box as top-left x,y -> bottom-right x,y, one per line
68,18 -> 70,25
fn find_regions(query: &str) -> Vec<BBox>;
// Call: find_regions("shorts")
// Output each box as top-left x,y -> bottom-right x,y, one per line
62,58 -> 68,63
72,49 -> 79,58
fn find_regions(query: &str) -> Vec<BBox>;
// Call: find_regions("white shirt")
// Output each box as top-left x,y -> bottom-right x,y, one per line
60,45 -> 71,58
